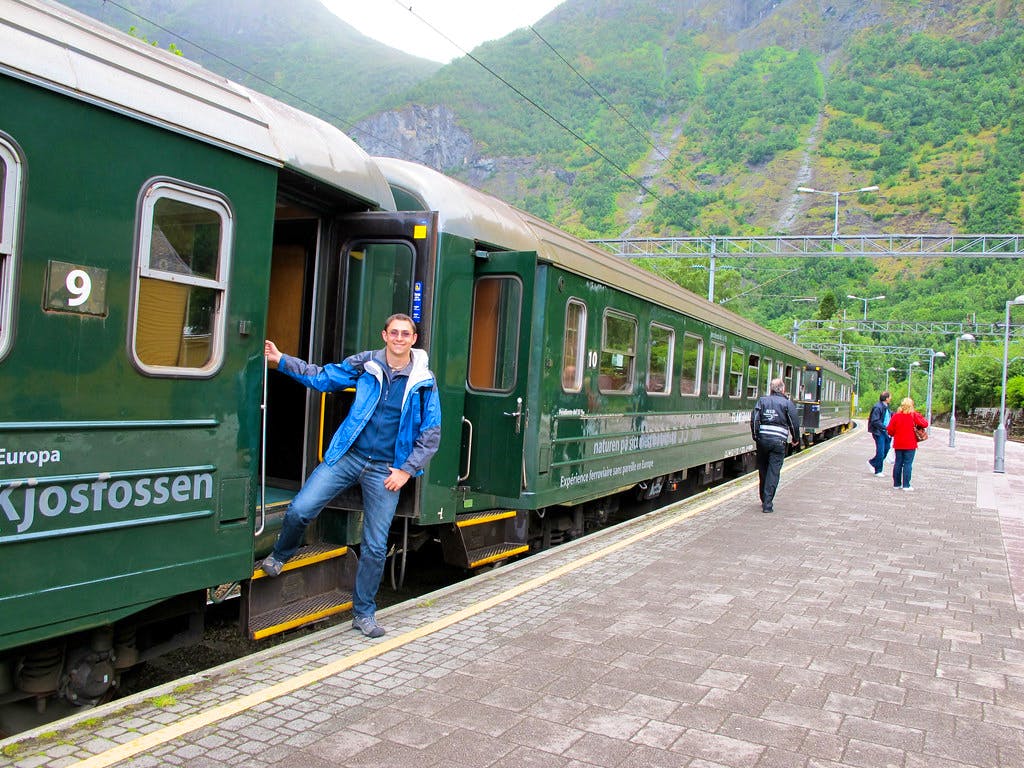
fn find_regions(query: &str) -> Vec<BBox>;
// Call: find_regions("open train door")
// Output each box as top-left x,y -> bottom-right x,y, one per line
246,209 -> 436,639
460,251 -> 536,498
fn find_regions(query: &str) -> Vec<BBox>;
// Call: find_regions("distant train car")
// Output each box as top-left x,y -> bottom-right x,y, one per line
0,0 -> 851,715
374,158 -> 853,562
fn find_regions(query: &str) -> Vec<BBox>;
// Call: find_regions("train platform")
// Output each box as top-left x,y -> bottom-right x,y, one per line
3,426 -> 1024,768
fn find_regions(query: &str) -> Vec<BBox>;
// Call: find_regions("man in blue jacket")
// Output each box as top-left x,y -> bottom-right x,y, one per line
261,314 -> 441,638
866,390 -> 892,476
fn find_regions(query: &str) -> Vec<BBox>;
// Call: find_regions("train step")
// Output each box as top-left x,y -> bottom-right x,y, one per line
465,541 -> 530,570
242,543 -> 357,640
440,509 -> 529,569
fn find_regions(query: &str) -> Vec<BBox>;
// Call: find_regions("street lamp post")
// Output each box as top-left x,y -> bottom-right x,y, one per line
853,360 -> 861,408
994,294 -> 1024,473
907,361 -> 921,398
949,333 -> 976,448
925,349 -> 946,425
797,185 -> 879,237
885,366 -> 897,391
847,294 -> 886,320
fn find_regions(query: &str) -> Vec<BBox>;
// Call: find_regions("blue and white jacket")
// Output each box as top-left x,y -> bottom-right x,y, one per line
276,348 -> 441,476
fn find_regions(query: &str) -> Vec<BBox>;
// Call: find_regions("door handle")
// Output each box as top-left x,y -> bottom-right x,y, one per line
503,397 -> 523,435
458,417 -> 473,482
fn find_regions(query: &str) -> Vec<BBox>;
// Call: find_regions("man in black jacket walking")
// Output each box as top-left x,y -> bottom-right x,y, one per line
750,378 -> 801,513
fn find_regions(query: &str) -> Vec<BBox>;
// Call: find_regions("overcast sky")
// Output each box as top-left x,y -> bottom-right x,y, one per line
320,0 -> 566,63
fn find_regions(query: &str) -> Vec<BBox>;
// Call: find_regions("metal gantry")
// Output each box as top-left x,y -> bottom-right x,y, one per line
588,234 -> 1024,302
590,234 -> 1024,259
791,319 -> 1023,342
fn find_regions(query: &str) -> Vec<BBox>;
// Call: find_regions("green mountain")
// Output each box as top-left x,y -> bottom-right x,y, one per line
58,0 -> 441,125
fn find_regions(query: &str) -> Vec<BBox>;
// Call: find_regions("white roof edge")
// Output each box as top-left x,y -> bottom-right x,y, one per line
1,0 -> 394,210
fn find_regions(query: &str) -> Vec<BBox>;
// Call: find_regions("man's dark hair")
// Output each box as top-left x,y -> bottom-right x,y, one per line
383,313 -> 417,334
879,391 -> 890,402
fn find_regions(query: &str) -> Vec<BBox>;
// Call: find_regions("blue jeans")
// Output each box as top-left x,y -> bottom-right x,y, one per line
892,448 -> 916,488
272,452 -> 400,617
869,432 -> 891,473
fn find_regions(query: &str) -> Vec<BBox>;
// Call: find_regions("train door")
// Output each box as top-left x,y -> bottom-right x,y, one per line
461,251 -> 536,498
260,208 -> 433,516
798,365 -> 822,429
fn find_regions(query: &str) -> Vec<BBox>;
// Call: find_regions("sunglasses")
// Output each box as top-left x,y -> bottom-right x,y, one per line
386,329 -> 415,339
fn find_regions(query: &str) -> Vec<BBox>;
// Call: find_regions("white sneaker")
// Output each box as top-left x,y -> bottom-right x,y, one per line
902,486 -> 914,491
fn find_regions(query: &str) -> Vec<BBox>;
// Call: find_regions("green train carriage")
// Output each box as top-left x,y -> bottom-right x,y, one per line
375,158 -> 853,562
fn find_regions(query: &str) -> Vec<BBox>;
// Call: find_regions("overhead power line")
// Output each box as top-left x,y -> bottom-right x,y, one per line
93,0 -> 424,163
391,1 -> 675,213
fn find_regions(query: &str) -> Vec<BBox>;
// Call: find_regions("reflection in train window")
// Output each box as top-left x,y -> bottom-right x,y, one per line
746,353 -> 760,398
468,275 -> 522,392
680,334 -> 703,396
131,180 -> 232,376
708,342 -> 726,397
599,310 -> 636,393
728,349 -> 744,398
0,134 -> 22,362
646,323 -> 674,395
561,299 -> 586,392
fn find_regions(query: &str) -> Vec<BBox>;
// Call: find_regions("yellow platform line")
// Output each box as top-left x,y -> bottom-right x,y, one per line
69,435 -> 847,768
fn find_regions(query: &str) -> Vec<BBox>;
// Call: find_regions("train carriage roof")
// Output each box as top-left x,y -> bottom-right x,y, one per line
0,0 -> 395,211
375,156 -> 849,381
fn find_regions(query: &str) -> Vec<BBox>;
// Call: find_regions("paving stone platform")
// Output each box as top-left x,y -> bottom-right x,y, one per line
2,426 -> 1023,768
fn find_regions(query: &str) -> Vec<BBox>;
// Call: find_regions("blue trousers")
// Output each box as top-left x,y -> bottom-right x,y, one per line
868,432 -> 891,473
893,448 -> 917,489
272,452 -> 400,618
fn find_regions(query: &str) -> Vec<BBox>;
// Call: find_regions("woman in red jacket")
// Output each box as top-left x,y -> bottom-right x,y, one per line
886,397 -> 928,490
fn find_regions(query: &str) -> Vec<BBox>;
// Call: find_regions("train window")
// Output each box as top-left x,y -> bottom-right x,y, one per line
131,180 -> 232,376
598,310 -> 636,393
708,342 -> 726,397
0,135 -> 23,362
468,275 -> 522,392
761,358 -> 773,394
746,353 -> 760,398
561,299 -> 586,392
646,323 -> 674,395
728,349 -> 744,398
680,334 -> 703,396
784,364 -> 795,398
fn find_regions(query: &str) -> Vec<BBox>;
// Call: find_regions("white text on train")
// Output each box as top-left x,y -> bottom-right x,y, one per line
0,448 -> 62,468
0,473 -> 215,534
